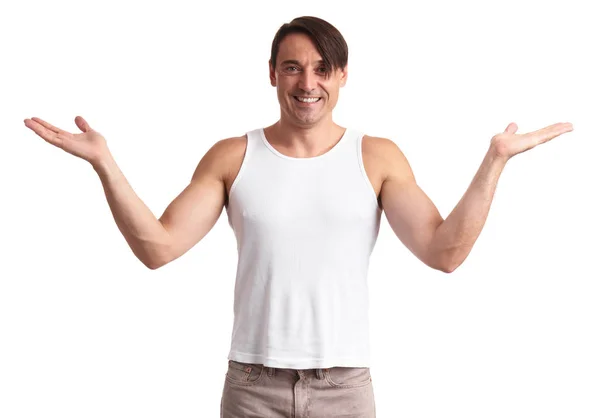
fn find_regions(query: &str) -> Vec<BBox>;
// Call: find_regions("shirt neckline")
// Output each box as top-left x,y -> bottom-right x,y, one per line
259,128 -> 349,161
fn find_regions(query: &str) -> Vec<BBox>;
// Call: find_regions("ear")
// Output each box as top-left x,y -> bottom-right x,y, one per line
269,60 -> 277,87
339,65 -> 348,87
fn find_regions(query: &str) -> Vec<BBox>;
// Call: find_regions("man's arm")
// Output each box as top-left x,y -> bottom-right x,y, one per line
374,137 -> 446,271
95,138 -> 240,270
378,122 -> 573,273
156,137 -> 245,268
24,115 -> 239,270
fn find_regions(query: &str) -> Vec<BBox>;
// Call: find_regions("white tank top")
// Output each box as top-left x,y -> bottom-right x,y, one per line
225,127 -> 382,369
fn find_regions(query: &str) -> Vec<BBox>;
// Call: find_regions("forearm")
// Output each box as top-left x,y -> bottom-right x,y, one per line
431,146 -> 508,272
93,154 -> 172,269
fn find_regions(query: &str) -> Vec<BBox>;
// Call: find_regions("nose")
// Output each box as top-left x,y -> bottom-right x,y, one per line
298,70 -> 317,93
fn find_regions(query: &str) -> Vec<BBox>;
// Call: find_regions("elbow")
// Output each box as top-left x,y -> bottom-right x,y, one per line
439,264 -> 457,274
142,258 -> 163,270
430,251 -> 462,274
137,244 -> 174,270
426,258 -> 455,274
146,261 -> 163,270
141,253 -> 171,270
429,259 -> 456,273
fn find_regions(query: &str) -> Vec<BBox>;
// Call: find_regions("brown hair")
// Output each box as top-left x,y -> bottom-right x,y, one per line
269,16 -> 348,76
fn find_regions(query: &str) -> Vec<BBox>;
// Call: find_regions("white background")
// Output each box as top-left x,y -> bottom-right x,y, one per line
2,0 -> 599,417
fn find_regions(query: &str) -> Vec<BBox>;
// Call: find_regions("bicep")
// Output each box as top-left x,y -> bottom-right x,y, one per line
380,145 -> 443,268
158,143 -> 228,264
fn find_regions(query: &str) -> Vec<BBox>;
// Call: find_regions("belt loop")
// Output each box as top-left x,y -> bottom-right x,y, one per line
316,368 -> 324,380
267,367 -> 274,377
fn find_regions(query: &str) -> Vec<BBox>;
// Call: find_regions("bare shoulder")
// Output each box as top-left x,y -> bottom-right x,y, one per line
191,135 -> 246,178
190,135 -> 247,199
362,135 -> 399,162
212,135 -> 248,155
362,135 -> 414,184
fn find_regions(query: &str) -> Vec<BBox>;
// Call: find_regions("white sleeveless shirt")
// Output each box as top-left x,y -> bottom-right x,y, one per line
225,127 -> 382,369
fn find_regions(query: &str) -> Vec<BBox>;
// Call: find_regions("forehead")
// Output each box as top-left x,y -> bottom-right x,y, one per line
276,32 -> 322,65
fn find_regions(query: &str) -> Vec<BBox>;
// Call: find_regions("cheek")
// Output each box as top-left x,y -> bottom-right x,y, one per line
276,85 -> 293,104
278,80 -> 295,95
324,87 -> 337,100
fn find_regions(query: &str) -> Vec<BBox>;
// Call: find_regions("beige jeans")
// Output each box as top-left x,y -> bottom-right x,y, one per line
220,359 -> 376,417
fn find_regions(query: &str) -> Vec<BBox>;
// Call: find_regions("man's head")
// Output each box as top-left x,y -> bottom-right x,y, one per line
269,16 -> 349,127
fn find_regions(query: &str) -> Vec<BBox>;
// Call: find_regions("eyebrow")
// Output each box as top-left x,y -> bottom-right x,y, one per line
279,59 -> 325,67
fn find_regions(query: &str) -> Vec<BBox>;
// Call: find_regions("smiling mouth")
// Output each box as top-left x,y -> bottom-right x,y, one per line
294,96 -> 321,103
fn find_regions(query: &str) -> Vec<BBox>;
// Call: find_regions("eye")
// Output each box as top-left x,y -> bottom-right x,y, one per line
316,66 -> 327,73
285,65 -> 300,72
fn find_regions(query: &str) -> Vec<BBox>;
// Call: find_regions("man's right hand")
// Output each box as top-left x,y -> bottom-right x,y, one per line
23,114 -> 240,269
24,116 -> 109,168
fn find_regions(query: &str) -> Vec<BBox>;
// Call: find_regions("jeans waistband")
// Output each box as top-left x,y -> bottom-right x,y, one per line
265,366 -> 326,380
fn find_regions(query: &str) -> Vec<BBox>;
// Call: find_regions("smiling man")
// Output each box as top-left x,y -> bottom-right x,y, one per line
24,16 -> 573,418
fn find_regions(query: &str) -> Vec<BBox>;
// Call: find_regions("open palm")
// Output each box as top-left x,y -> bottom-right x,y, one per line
24,116 -> 109,166
491,121 -> 573,160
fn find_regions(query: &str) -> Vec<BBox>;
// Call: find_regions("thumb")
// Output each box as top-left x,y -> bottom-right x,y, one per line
75,116 -> 93,133
504,122 -> 518,134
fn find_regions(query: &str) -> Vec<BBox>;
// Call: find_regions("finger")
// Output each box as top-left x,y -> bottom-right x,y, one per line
542,122 -> 573,137
24,118 -> 64,147
504,122 -> 518,134
530,122 -> 573,136
30,117 -> 69,135
561,122 -> 574,132
528,122 -> 573,144
75,115 -> 93,133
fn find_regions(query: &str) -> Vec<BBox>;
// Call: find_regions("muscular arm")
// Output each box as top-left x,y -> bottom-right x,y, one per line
379,120 -> 572,273
95,137 -> 242,270
94,153 -> 174,269
377,138 -> 505,273
430,149 -> 506,272
157,138 -> 244,267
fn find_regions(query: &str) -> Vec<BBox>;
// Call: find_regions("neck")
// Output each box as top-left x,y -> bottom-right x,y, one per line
265,117 -> 345,158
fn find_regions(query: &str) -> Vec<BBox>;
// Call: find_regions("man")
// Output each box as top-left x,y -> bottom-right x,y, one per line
24,15 -> 572,418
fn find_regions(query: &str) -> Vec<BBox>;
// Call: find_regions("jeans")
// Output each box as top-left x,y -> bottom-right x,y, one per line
220,359 -> 376,417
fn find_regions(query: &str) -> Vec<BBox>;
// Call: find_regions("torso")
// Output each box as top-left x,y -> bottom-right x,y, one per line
224,128 -> 383,368
221,133 -> 387,210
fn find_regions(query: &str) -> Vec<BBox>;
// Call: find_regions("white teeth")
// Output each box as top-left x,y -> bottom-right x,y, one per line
296,97 -> 320,103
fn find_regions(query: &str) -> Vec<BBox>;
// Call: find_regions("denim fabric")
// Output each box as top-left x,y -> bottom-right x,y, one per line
221,360 -> 376,417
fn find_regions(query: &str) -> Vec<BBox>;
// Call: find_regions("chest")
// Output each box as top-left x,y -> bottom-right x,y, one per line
224,145 -> 385,210
230,162 -> 378,226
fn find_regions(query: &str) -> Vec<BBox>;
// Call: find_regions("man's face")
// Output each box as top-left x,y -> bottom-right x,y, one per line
270,32 -> 348,127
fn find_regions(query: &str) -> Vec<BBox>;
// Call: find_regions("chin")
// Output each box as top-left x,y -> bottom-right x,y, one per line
294,114 -> 322,126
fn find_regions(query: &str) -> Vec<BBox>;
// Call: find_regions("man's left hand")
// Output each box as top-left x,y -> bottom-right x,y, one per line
490,122 -> 573,161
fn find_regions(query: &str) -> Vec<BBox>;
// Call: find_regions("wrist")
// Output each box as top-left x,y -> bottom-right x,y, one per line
487,140 -> 511,166
91,153 -> 118,178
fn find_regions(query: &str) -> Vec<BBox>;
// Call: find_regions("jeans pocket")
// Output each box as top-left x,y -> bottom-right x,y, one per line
225,360 -> 266,387
324,367 -> 372,388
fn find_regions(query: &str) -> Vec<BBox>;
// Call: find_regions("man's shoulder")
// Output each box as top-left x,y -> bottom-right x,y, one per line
211,135 -> 248,155
361,134 -> 403,159
191,135 -> 247,182
202,135 -> 248,167
360,133 -> 412,183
